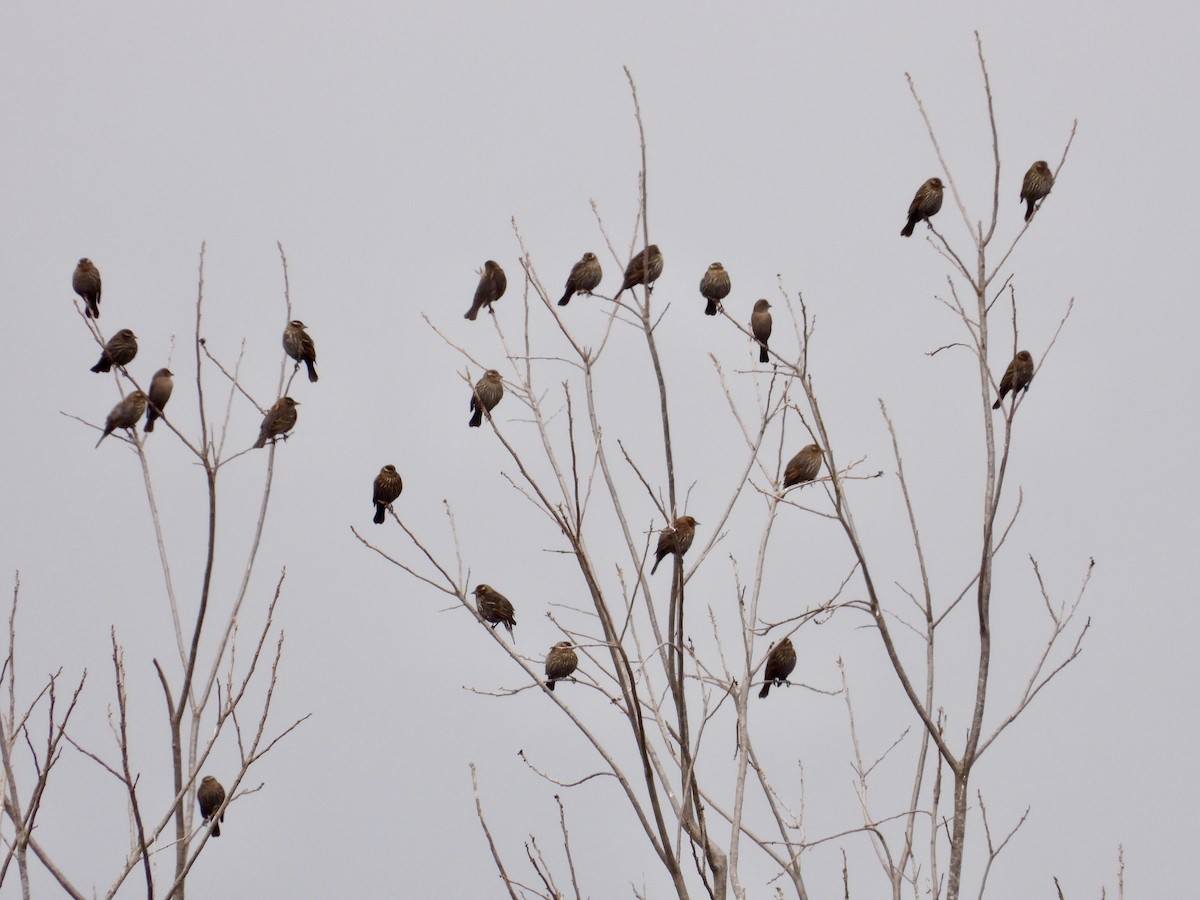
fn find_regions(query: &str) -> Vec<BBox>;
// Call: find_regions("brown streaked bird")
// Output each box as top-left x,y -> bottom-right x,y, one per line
144,368 -> 174,432
1020,161 -> 1054,222
558,252 -> 603,306
650,515 -> 699,575
783,444 -> 823,488
90,329 -> 138,373
759,638 -> 797,698
473,584 -> 516,634
469,369 -> 504,428
750,299 -> 773,364
253,396 -> 299,448
545,641 -> 579,691
72,258 -> 102,318
613,245 -> 663,300
992,350 -> 1034,410
900,177 -> 944,237
197,775 -> 226,838
282,320 -> 318,382
372,464 -> 404,524
96,391 -> 147,448
464,260 -> 507,320
700,262 -> 731,316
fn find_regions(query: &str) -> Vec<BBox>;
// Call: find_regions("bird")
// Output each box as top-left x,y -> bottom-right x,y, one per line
699,263 -> 731,316
900,177 -> 944,237
545,641 -> 579,691
650,515 -> 698,574
469,369 -> 504,428
783,444 -> 823,488
372,464 -> 404,524
750,300 -> 773,364
72,258 -> 102,318
464,261 -> 507,320
253,397 -> 299,448
282,320 -> 318,382
473,584 -> 516,634
1020,161 -> 1054,222
558,252 -> 603,306
96,391 -> 147,448
197,775 -> 226,838
90,329 -> 138,373
613,245 -> 663,300
992,350 -> 1034,410
759,638 -> 797,698
144,368 -> 174,432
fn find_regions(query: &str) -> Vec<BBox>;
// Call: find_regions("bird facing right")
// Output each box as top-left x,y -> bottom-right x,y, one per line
558,252 -> 603,306
750,300 -> 772,363
699,262 -> 731,316
613,245 -> 663,300
90,329 -> 138,373
464,261 -> 507,320
253,397 -> 299,448
144,368 -> 174,432
469,369 -> 504,428
96,391 -> 147,448
73,258 -> 102,318
650,515 -> 699,574
759,638 -> 797,698
474,584 -> 517,634
900,177 -> 944,237
282,320 -> 319,382
992,350 -> 1035,410
372,464 -> 404,524
783,444 -> 823,488
197,775 -> 226,838
1020,161 -> 1054,222
545,641 -> 579,690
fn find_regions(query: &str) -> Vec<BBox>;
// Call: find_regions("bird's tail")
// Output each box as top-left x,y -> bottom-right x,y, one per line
86,300 -> 99,318
759,345 -> 769,364
991,396 -> 1004,411
305,361 -> 318,382
91,359 -> 110,373
464,307 -> 479,321
758,682 -> 771,699
705,299 -> 719,316
373,503 -> 386,525
469,407 -> 483,427
1024,200 -> 1036,222
547,680 -> 556,691
558,289 -> 573,306
144,413 -> 157,433
900,219 -> 916,237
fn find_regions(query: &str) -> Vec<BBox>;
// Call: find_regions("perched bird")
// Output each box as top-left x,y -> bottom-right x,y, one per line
750,299 -> 773,364
759,638 -> 797,699
96,391 -> 147,448
464,261 -> 507,320
650,515 -> 699,575
282,320 -> 318,382
473,584 -> 516,634
558,252 -> 603,306
90,329 -> 138,373
197,775 -> 226,838
372,464 -> 404,524
545,641 -> 579,691
253,396 -> 299,448
72,258 -> 102,318
992,350 -> 1035,410
144,368 -> 174,432
469,369 -> 504,428
783,444 -> 823,488
699,263 -> 731,316
900,177 -> 944,237
613,245 -> 663,300
1020,161 -> 1054,222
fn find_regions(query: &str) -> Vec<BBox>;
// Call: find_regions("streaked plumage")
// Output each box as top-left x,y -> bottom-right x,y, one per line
900,177 -> 944,237
253,396 -> 299,448
469,369 -> 504,428
992,350 -> 1034,410
90,329 -> 137,373
464,261 -> 507,320
759,638 -> 797,698
613,245 -> 663,300
474,584 -> 516,634
73,258 -> 101,318
783,444 -> 823,488
96,391 -> 147,448
558,252 -> 603,306
1020,161 -> 1053,222
372,464 -> 403,524
650,515 -> 698,575
699,262 -> 731,316
545,641 -> 579,691
282,320 -> 318,382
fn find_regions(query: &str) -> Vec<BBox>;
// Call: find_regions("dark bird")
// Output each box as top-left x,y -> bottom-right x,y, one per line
144,368 -> 174,432
469,369 -> 504,428
90,329 -> 138,373
473,584 -> 516,634
700,262 -> 731,316
750,300 -> 773,364
464,260 -> 507,320
282,320 -> 318,382
545,641 -> 579,691
900,177 -> 944,237
253,396 -> 299,448
1020,161 -> 1054,222
96,391 -> 147,448
372,464 -> 403,524
73,258 -> 102,318
759,638 -> 797,698
650,515 -> 699,575
783,444 -> 823,488
197,775 -> 226,838
992,350 -> 1034,410
558,252 -> 603,306
613,245 -> 663,300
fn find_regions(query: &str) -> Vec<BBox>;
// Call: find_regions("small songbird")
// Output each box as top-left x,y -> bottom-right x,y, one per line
650,515 -> 699,575
613,245 -> 663,300
759,638 -> 797,699
699,263 -> 731,316
144,368 -> 174,432
90,329 -> 138,373
253,397 -> 299,448
1020,161 -> 1054,222
750,300 -> 773,364
558,252 -> 603,306
282,320 -> 318,382
372,464 -> 404,524
469,369 -> 504,428
473,584 -> 516,634
197,775 -> 226,838
783,444 -> 823,488
464,260 -> 507,320
900,177 -> 944,237
992,350 -> 1034,410
96,391 -> 147,447
73,258 -> 102,318
545,641 -> 579,691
